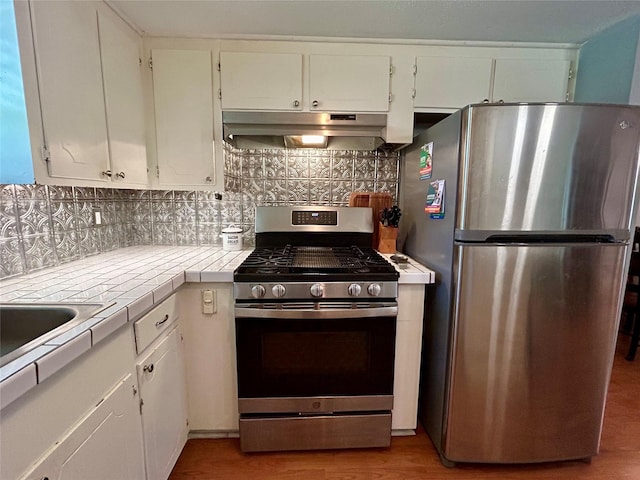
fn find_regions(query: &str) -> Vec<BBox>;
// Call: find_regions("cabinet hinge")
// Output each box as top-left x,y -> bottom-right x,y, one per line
156,165 -> 160,178
148,57 -> 153,70
413,63 -> 418,76
218,88 -> 222,100
41,144 -> 50,163
139,398 -> 144,414
217,62 -> 221,72
568,66 -> 574,80
566,91 -> 570,102
132,385 -> 138,397
389,65 -> 393,76
388,93 -> 393,103
186,418 -> 189,428
411,88 -> 416,99
139,57 -> 142,67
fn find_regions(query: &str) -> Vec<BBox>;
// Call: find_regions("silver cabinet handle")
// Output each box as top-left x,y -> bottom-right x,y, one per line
143,363 -> 154,373
293,100 -> 300,107
312,100 -> 319,107
155,314 -> 169,327
101,170 -> 112,177
115,171 -> 125,179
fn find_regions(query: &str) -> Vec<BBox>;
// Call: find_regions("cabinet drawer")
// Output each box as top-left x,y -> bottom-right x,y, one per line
134,294 -> 178,354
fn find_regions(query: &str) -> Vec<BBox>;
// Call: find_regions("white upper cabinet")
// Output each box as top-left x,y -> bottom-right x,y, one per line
98,8 -> 147,187
414,55 -> 571,109
308,54 -> 391,112
220,52 -> 303,110
151,49 -> 216,188
413,56 -> 493,108
30,0 -> 110,182
219,51 -> 391,112
27,0 -> 147,187
492,58 -> 571,103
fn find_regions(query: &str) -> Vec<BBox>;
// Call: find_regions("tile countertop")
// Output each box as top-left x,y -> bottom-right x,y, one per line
0,245 -> 434,409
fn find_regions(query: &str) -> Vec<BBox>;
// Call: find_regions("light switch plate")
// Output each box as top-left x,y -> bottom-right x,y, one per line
93,207 -> 102,225
202,289 -> 216,314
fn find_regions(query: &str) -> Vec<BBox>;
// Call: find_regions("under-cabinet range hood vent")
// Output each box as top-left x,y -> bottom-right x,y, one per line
222,111 -> 388,150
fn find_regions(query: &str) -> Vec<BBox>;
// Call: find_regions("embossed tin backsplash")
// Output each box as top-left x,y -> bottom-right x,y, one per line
0,146 -> 398,278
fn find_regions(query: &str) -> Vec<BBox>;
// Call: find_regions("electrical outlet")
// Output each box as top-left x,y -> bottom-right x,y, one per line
93,208 -> 102,226
202,289 -> 216,314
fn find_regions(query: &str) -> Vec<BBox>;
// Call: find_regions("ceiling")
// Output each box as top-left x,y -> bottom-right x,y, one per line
108,0 -> 640,45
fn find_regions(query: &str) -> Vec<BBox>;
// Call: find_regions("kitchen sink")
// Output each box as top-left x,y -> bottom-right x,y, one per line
0,303 -> 105,367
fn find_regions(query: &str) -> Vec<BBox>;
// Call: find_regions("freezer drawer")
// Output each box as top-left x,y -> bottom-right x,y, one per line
444,242 -> 626,463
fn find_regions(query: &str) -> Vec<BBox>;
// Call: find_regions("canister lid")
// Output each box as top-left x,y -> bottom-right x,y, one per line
222,225 -> 243,233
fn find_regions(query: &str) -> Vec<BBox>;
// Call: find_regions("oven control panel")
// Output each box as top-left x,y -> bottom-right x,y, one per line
292,210 -> 337,226
235,281 -> 398,300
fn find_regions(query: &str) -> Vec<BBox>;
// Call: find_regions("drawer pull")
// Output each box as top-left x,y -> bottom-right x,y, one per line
143,363 -> 154,373
155,314 -> 169,327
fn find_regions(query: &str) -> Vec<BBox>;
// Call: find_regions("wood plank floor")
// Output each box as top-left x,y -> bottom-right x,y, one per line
170,337 -> 639,480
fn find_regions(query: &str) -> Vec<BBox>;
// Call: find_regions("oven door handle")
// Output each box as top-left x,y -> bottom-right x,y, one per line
234,304 -> 398,319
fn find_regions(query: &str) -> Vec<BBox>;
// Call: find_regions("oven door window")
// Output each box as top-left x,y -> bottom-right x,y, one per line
235,316 -> 396,398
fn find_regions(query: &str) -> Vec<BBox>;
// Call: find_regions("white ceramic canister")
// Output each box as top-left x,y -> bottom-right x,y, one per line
221,225 -> 243,251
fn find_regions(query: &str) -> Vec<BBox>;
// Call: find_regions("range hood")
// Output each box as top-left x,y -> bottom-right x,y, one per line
222,111 -> 388,150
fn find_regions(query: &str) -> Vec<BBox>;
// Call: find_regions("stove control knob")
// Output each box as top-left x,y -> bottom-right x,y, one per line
347,284 -> 362,297
272,284 -> 286,298
310,283 -> 324,298
251,284 -> 266,299
367,283 -> 382,297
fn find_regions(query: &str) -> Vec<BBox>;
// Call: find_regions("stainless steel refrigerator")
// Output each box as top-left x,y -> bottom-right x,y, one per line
398,103 -> 640,465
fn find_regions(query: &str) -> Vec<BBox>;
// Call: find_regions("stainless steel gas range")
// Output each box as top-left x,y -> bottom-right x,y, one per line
233,206 -> 400,452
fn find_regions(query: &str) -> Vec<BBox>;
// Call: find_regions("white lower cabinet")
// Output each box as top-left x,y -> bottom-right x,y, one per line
179,283 -> 238,431
0,327 -> 144,480
20,375 -> 144,480
136,326 -> 188,480
392,283 -> 426,431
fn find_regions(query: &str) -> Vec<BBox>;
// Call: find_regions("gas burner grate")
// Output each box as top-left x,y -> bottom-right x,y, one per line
292,247 -> 341,268
237,244 -> 395,276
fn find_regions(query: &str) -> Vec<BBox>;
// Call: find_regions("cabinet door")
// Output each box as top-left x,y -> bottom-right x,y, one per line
20,375 -> 144,480
309,54 -> 390,112
391,284 -> 425,431
493,58 -> 570,103
414,56 -> 493,108
220,52 -> 303,110
152,49 -> 215,188
30,0 -> 110,181
137,327 -> 188,480
179,283 -> 238,431
98,9 -> 147,188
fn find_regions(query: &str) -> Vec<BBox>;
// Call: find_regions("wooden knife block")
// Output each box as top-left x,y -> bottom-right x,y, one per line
348,192 -> 393,249
378,223 -> 398,253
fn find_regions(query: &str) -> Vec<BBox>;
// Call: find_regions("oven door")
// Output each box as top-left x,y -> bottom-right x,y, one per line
235,302 -> 397,413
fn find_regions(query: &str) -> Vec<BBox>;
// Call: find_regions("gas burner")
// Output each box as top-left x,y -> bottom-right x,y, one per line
256,267 -> 280,275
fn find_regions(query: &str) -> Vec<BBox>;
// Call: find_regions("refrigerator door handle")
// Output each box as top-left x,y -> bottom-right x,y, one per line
454,229 -> 628,243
